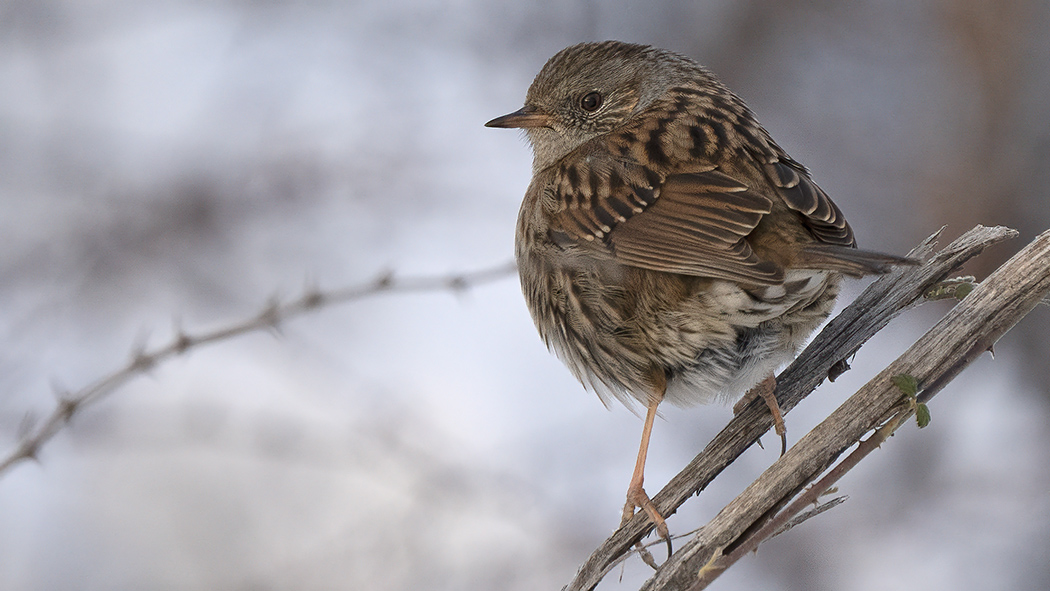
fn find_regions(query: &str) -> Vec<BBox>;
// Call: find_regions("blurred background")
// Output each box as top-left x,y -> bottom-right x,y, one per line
1,1 -> 1048,589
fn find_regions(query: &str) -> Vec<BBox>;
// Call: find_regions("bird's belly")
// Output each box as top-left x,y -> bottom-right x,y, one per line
661,323 -> 797,407
661,271 -> 839,406
521,253 -> 838,410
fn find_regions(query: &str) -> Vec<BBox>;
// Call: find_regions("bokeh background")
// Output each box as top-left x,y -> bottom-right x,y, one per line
1,1 -> 1049,589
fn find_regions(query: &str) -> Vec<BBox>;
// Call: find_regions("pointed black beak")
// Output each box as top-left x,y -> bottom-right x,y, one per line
485,107 -> 554,129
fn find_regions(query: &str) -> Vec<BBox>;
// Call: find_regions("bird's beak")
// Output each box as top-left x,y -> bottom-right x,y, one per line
485,107 -> 553,129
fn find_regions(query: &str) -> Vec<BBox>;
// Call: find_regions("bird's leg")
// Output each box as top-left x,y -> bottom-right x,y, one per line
621,377 -> 672,556
734,373 -> 787,455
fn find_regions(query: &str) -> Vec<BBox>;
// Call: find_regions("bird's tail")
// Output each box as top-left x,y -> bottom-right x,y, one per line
797,244 -> 919,277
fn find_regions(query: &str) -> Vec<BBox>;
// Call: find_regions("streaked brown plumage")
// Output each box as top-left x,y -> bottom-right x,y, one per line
486,41 -> 910,544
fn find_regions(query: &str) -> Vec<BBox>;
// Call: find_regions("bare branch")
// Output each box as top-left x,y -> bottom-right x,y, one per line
562,225 -> 1022,591
0,261 -> 517,477
658,226 -> 1050,590
692,408 -> 907,586
624,225 -> 1047,590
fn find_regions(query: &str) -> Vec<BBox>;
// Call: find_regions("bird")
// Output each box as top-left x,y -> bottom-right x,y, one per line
485,41 -> 912,547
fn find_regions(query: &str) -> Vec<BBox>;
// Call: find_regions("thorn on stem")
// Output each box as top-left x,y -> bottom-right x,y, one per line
258,297 -> 283,330
57,398 -> 78,422
374,270 -> 394,289
302,289 -> 325,309
173,331 -> 193,354
130,351 -> 156,372
301,277 -> 325,309
20,441 -> 40,463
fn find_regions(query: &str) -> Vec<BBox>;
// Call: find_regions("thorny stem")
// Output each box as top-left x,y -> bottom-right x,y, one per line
0,261 -> 516,477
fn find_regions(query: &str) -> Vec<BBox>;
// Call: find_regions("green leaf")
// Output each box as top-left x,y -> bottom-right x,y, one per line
915,403 -> 932,428
891,374 -> 919,397
924,276 -> 976,301
953,283 -> 974,300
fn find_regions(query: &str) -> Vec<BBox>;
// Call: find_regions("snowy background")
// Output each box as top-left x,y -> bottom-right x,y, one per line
1,1 -> 1049,589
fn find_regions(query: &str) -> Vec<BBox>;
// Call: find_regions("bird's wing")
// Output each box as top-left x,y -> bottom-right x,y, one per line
547,157 -> 786,285
757,156 -> 913,276
761,157 -> 855,248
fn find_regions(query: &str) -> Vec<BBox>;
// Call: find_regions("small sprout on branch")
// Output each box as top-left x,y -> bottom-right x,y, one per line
891,374 -> 918,397
915,402 -> 932,428
924,276 -> 976,301
892,373 -> 931,428
952,282 -> 974,300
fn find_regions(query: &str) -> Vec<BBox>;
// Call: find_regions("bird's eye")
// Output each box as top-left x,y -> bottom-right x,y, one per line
580,91 -> 603,112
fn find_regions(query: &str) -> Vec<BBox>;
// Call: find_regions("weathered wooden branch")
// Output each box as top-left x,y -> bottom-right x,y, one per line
674,226 -> 1050,590
563,225 -> 1030,591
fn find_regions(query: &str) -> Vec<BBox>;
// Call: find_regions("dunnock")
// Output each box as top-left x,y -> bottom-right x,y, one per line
486,41 -> 911,544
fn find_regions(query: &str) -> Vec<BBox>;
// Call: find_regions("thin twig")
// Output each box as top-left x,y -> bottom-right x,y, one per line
0,261 -> 517,477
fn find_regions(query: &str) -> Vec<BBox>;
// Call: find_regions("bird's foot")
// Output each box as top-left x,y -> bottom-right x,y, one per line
736,374 -> 788,455
621,482 -> 672,566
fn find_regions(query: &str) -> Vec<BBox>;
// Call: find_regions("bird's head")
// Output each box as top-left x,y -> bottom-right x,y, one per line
486,41 -> 699,172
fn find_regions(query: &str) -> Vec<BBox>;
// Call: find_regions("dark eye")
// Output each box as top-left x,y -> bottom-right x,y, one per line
580,91 -> 603,112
